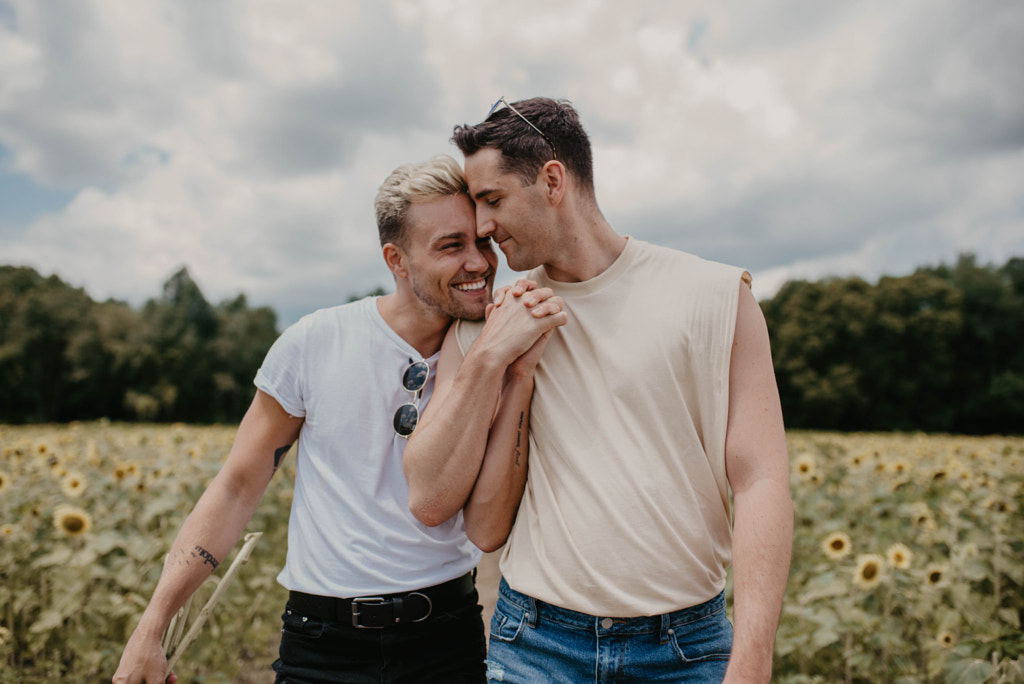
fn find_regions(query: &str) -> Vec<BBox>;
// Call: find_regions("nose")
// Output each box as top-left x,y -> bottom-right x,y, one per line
465,241 -> 491,273
476,210 -> 495,238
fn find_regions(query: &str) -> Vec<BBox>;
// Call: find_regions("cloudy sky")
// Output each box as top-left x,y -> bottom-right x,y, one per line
1,0 -> 1022,328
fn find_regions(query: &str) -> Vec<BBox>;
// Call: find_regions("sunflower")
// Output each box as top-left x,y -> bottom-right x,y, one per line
982,494 -> 1014,514
0,470 -> 9,494
936,630 -> 956,648
1,523 -> 15,538
53,504 -> 93,537
792,453 -> 818,481
886,543 -> 913,569
889,459 -> 910,477
821,532 -> 852,560
908,502 -> 935,528
60,471 -> 88,499
924,563 -> 947,590
853,554 -> 886,590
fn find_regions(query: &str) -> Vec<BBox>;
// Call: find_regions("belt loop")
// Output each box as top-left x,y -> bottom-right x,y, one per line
659,612 -> 672,644
525,595 -> 539,627
392,596 -> 404,623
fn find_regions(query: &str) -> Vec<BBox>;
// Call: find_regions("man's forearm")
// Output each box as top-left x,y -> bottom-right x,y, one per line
725,478 -> 793,682
463,370 -> 534,551
405,287 -> 564,528
134,476 -> 263,635
404,347 -> 508,527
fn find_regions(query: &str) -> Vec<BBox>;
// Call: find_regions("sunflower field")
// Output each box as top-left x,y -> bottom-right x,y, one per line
1,423 -> 1023,682
777,431 -> 1024,683
0,421 -> 293,683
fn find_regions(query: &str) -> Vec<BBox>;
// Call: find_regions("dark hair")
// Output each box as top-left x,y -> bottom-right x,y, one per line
452,97 -> 594,195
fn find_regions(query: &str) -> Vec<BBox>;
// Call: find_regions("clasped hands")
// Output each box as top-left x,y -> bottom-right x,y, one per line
480,279 -> 567,375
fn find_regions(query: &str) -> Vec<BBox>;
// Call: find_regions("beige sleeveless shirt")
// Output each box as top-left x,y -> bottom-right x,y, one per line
456,237 -> 750,617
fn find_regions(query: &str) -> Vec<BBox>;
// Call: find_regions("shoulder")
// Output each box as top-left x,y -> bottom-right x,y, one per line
289,297 -> 375,335
632,240 -> 751,291
453,318 -> 486,357
271,297 -> 377,356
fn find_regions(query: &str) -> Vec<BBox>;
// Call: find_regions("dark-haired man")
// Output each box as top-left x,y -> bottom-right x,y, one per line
113,154 -> 565,684
403,100 -> 793,683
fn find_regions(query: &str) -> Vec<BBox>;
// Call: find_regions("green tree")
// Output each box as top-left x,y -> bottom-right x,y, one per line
207,294 -> 280,421
859,271 -> 963,431
0,267 -> 97,422
763,277 -> 875,430
933,254 -> 1024,433
764,254 -> 1021,434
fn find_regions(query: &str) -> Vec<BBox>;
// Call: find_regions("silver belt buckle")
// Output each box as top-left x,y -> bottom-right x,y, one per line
351,596 -> 387,629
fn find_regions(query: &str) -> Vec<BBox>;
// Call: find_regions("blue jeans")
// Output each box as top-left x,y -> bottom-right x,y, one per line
272,590 -> 486,683
485,578 -> 733,683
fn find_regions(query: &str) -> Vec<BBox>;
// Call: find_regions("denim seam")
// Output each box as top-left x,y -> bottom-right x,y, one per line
668,602 -> 726,629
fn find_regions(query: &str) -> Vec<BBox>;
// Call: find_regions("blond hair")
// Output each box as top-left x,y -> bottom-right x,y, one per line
375,155 -> 468,248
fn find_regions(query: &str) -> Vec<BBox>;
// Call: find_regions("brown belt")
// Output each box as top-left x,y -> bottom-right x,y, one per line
287,572 -> 476,629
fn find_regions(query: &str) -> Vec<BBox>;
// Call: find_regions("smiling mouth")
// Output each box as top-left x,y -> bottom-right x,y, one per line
453,278 -> 488,292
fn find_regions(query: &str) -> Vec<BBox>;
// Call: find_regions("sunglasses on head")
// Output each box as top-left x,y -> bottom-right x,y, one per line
393,359 -> 429,439
487,96 -> 557,160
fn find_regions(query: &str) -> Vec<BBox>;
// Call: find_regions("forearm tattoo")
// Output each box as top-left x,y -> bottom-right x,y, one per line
194,545 -> 220,570
514,412 -> 525,467
174,545 -> 220,570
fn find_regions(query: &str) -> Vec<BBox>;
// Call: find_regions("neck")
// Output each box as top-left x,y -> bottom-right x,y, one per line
544,200 -> 627,283
376,292 -> 451,358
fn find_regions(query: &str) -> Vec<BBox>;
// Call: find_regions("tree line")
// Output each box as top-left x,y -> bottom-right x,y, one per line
1,254 -> 1021,433
0,266 -> 279,424
763,254 -> 1024,435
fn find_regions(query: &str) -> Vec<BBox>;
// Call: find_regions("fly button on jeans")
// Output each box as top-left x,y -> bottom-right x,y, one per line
601,618 -> 614,629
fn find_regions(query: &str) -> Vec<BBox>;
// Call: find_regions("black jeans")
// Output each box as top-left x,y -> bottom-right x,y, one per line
272,587 -> 487,684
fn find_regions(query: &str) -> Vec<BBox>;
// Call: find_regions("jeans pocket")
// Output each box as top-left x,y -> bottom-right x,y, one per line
669,609 -> 733,664
488,594 -> 529,644
281,606 -> 327,639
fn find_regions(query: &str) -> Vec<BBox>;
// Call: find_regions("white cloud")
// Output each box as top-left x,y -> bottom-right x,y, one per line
0,0 -> 1021,329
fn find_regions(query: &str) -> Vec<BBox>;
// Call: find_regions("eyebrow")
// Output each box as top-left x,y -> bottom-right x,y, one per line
473,188 -> 497,202
430,232 -> 466,246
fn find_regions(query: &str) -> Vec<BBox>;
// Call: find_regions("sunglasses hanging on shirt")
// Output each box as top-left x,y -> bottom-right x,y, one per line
394,359 -> 429,438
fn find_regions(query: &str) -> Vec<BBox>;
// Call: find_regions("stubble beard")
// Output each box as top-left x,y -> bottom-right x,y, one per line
410,274 -> 487,322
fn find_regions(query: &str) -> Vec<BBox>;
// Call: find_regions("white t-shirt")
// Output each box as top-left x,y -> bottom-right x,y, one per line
255,296 -> 481,598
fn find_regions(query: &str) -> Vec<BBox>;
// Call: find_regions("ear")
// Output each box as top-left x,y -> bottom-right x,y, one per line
382,243 -> 409,279
539,160 -> 567,206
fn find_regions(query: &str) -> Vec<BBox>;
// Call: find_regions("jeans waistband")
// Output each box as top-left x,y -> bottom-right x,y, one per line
497,577 -> 726,634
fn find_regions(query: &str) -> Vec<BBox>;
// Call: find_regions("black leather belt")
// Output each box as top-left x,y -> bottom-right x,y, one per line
287,572 -> 475,629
